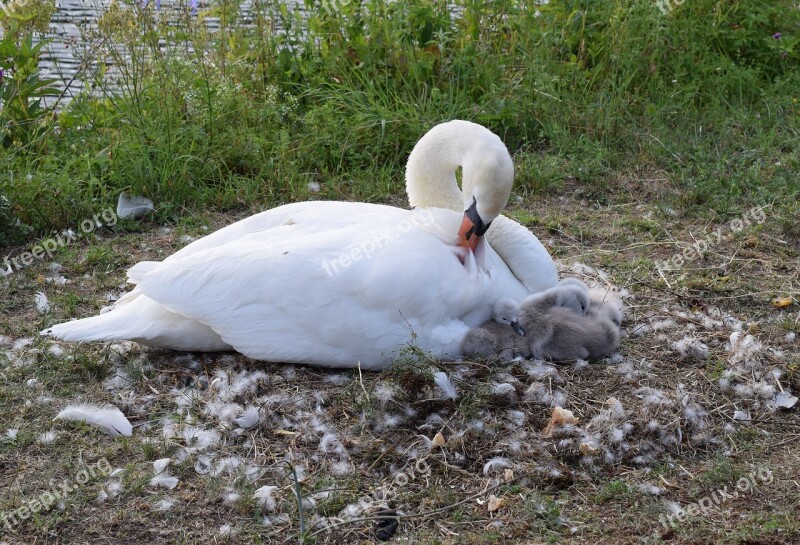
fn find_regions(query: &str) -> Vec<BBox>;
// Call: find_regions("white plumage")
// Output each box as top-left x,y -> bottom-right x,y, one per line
42,121 -> 558,369
116,192 -> 154,220
433,371 -> 458,400
54,404 -> 133,436
233,406 -> 261,429
253,485 -> 279,512
35,292 -> 50,314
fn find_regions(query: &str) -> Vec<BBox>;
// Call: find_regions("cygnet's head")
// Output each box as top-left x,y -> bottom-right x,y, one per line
493,298 -> 525,336
554,285 -> 590,315
588,287 -> 624,326
558,277 -> 590,295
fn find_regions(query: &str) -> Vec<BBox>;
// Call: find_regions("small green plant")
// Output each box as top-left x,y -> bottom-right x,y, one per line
0,0 -> 59,148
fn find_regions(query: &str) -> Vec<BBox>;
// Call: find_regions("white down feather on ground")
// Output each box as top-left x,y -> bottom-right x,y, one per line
3,257 -> 797,540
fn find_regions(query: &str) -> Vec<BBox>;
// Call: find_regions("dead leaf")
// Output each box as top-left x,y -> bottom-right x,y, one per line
487,495 -> 505,512
542,406 -> 579,438
772,297 -> 794,309
503,468 -> 514,482
431,431 -> 446,448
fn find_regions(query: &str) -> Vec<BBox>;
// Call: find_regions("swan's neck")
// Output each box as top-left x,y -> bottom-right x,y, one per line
406,120 -> 511,214
405,122 -> 471,211
405,154 -> 463,211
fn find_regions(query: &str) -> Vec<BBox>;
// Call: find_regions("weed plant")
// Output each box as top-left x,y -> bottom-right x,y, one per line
1,0 -> 798,245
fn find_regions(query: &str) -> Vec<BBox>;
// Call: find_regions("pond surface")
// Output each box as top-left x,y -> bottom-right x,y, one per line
40,0 -> 303,106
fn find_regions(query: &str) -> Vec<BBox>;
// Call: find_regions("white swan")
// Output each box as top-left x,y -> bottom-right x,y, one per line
42,120 -> 557,369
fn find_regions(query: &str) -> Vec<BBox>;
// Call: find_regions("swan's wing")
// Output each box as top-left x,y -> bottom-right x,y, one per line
128,204 -> 507,368
485,215 -> 558,293
164,201 -> 347,261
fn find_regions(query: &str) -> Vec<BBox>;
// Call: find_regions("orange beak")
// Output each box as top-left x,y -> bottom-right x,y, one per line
457,212 -> 481,253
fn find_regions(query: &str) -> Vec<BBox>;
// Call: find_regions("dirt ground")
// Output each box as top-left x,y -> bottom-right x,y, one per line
1,179 -> 799,544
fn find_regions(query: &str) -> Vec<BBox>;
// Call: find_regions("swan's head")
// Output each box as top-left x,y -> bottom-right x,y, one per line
404,120 -> 515,253
493,297 -> 525,336
457,147 -> 515,252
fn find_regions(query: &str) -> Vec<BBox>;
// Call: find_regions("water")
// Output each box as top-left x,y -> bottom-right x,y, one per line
41,0 -> 106,104
38,0 -> 303,107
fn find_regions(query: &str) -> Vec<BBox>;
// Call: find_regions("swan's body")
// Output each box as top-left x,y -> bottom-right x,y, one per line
42,121 -> 557,369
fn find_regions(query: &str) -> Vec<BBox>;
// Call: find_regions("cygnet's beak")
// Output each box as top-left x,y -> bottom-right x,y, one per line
457,198 -> 491,253
511,320 -> 526,337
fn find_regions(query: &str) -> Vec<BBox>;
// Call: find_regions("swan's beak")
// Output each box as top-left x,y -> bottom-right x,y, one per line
457,198 -> 491,253
511,320 -> 526,337
457,214 -> 481,253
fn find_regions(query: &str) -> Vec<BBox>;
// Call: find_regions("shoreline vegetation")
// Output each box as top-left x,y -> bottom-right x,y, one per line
1,0 -> 798,249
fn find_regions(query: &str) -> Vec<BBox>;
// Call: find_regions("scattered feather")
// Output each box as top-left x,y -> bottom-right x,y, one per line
34,292 -> 50,314
194,455 -> 213,475
483,457 -> 513,475
211,456 -> 241,477
733,410 -> 751,421
38,431 -> 57,444
373,382 -> 396,406
491,382 -> 518,405
637,483 -> 665,496
54,404 -> 132,436
234,405 -> 261,429
329,460 -> 352,476
254,485 -> 279,511
153,458 -> 171,475
154,498 -> 175,511
106,478 -> 124,497
774,391 -> 798,409
182,426 -> 220,451
117,192 -> 154,220
150,474 -> 179,489
671,336 -> 709,361
433,372 -> 457,400
151,458 -> 179,489
13,338 -> 33,351
223,488 -> 242,504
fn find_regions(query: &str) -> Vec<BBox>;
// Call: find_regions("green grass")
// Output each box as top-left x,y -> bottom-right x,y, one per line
1,0 -> 799,248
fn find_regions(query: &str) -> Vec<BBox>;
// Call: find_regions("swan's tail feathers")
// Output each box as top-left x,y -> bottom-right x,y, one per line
42,312 -> 131,343
41,292 -> 233,352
